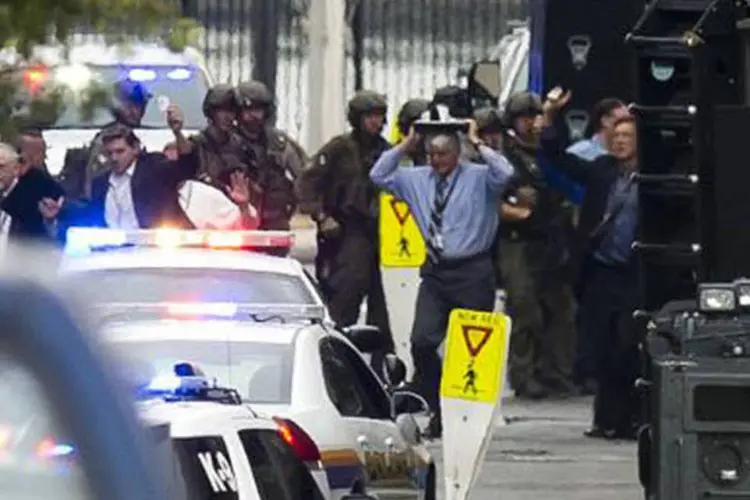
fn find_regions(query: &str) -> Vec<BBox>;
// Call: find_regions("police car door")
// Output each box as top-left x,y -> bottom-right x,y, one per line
320,337 -> 423,499
172,435 -> 243,500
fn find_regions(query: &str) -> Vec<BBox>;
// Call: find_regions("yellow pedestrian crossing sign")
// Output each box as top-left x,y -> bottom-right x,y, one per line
379,193 -> 426,267
440,309 -> 510,404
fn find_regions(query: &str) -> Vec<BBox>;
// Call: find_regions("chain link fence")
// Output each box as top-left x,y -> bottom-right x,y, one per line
182,0 -> 528,142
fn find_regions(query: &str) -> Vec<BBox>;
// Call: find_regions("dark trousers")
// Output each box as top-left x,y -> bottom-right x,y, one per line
410,254 -> 496,421
317,226 -> 394,360
579,258 -> 640,432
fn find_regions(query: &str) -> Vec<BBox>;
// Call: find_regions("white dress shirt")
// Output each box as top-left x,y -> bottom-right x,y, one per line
178,180 -> 258,230
104,163 -> 140,230
0,178 -> 18,256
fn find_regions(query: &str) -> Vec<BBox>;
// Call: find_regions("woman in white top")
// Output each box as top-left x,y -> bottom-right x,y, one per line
164,143 -> 259,230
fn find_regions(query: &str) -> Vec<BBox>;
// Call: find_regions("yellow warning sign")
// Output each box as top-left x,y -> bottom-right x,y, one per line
440,309 -> 510,404
379,193 -> 426,268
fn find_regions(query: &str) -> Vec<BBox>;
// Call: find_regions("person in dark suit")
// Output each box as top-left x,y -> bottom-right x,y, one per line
539,88 -> 640,440
71,107 -> 198,230
17,128 -> 51,177
0,142 -> 65,252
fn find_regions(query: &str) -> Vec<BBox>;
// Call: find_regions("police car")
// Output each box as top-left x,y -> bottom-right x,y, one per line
98,302 -> 436,500
58,228 -> 329,319
134,363 -> 331,500
12,40 -> 213,176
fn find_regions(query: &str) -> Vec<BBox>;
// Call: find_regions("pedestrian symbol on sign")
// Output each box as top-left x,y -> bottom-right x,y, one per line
463,359 -> 477,394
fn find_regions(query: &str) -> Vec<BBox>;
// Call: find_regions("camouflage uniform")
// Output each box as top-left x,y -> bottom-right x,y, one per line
499,92 -> 578,398
188,84 -> 251,192
235,81 -> 306,248
296,90 -> 394,358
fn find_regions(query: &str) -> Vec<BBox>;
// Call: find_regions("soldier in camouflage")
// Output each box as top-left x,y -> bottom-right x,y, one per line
58,79 -> 152,201
187,84 -> 253,192
296,90 -> 395,372
234,81 -> 306,256
499,92 -> 578,399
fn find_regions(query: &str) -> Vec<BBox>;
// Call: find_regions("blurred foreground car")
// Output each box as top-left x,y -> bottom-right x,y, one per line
99,302 -> 436,500
0,279 -> 174,500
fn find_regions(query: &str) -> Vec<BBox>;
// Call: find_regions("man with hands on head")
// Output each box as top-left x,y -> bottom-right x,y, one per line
369,119 -> 514,439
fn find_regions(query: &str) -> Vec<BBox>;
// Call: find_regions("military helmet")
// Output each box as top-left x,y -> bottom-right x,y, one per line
503,92 -> 543,127
347,90 -> 388,128
397,98 -> 430,136
473,107 -> 504,133
202,83 -> 239,117
113,79 -> 152,109
235,80 -> 274,109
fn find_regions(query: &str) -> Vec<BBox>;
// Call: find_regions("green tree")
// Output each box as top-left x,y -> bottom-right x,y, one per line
0,0 -> 202,141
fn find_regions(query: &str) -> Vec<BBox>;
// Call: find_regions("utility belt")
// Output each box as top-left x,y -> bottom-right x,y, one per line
424,251 -> 491,271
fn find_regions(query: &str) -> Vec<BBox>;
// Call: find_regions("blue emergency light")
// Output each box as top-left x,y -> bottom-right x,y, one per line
137,362 -> 242,405
126,66 -> 193,82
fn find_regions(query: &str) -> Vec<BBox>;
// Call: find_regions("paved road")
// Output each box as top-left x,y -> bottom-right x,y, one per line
291,227 -> 642,500
429,396 -> 642,499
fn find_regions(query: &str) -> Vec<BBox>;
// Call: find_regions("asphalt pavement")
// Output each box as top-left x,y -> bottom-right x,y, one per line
290,225 -> 642,500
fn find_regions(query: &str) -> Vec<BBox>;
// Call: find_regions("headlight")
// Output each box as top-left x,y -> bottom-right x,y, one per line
736,281 -> 750,307
698,285 -> 736,312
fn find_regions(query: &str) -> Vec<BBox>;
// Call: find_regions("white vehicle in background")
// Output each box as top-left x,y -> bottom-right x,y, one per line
8,40 -> 214,176
99,302 -> 436,500
136,366 -> 333,500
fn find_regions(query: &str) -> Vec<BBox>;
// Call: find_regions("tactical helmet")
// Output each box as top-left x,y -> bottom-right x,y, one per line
397,98 -> 430,136
473,107 -> 504,133
432,85 -> 472,119
347,90 -> 388,128
113,79 -> 152,109
235,80 -> 274,109
202,83 -> 239,117
503,92 -> 543,127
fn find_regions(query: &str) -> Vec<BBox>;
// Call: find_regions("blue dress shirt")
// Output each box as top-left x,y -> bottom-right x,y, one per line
369,145 -> 514,259
594,175 -> 638,265
567,135 -> 608,161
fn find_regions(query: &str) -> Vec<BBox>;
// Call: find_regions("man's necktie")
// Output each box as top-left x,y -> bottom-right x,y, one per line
427,175 -> 448,263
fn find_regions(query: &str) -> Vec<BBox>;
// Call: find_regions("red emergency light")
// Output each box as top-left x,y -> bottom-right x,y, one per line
23,66 -> 48,94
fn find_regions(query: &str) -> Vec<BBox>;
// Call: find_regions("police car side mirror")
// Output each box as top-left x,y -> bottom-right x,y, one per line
382,353 -> 406,388
340,325 -> 383,353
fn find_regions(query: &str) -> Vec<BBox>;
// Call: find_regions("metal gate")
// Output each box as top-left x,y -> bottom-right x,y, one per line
182,0 -> 528,142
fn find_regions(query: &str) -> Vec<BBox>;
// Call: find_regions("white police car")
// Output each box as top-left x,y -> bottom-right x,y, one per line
13,40 -> 213,176
133,364 -> 333,500
99,302 -> 436,500
58,228 -> 329,319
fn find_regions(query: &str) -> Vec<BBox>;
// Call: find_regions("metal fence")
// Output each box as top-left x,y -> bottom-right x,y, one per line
182,0 -> 528,143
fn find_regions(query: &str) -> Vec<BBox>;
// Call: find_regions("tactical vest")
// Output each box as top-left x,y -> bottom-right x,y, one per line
246,130 -> 301,225
192,130 -> 250,190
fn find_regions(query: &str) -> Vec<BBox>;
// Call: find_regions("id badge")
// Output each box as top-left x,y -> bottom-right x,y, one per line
435,234 -> 444,251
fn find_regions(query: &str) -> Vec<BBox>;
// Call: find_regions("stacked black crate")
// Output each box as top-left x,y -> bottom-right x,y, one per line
628,0 -> 744,312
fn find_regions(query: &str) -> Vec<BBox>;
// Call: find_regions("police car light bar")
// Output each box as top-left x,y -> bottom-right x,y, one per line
95,302 -> 326,321
65,227 -> 295,253
138,362 -> 243,405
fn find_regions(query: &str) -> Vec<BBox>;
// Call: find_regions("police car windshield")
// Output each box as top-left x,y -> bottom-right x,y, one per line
49,65 -> 208,130
112,339 -> 294,404
67,268 -> 315,305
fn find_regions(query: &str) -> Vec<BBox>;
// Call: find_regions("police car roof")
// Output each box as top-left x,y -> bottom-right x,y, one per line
60,247 -> 305,276
103,318 -> 306,346
137,400 -> 272,436
6,39 -> 206,69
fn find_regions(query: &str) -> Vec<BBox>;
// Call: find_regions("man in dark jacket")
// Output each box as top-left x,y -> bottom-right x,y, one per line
539,88 -> 640,440
69,107 -> 198,230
